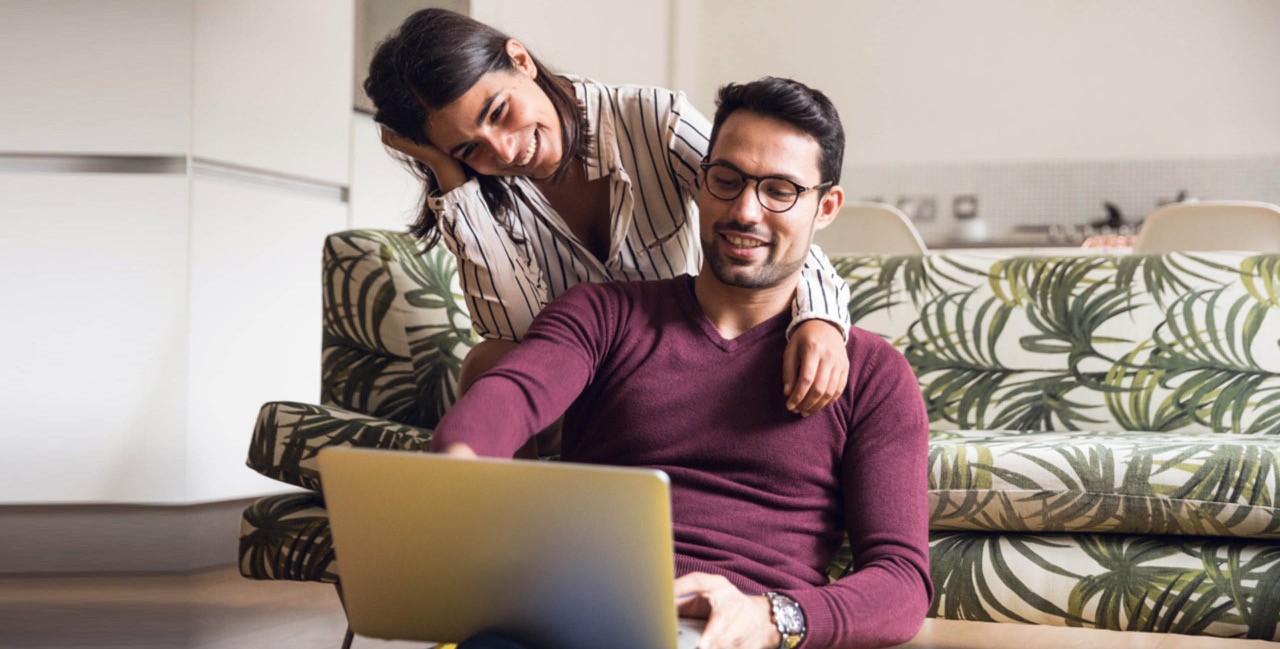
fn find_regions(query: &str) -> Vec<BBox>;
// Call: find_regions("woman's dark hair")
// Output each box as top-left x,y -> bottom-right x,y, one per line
364,8 -> 590,248
707,76 -> 845,187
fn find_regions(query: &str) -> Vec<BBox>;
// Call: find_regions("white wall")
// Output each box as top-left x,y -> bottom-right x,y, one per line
350,113 -> 422,231
0,173 -> 191,502
687,0 -> 1280,165
0,0 -> 193,155
1,0 -> 354,505
472,0 -> 671,88
194,0 -> 354,185
185,176 -> 348,503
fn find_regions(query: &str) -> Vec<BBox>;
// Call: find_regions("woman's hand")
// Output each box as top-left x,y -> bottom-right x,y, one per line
379,125 -> 468,192
673,573 -> 779,649
784,319 -> 849,417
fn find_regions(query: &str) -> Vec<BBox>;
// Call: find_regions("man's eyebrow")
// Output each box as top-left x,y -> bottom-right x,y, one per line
707,157 -> 805,184
446,91 -> 504,158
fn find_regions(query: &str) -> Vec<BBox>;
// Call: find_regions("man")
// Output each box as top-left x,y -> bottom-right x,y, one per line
431,77 -> 932,649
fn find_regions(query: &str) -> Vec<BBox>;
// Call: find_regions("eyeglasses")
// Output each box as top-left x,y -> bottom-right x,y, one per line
699,161 -> 833,213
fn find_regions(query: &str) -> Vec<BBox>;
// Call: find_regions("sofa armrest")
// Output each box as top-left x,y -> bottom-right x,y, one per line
246,401 -> 433,490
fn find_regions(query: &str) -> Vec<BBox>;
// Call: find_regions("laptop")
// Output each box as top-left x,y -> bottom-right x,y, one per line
318,447 -> 705,649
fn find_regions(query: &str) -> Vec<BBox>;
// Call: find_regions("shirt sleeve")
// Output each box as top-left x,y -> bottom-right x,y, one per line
789,245 -> 852,340
665,90 -> 710,199
429,282 -> 621,457
436,179 -> 548,342
782,343 -> 933,649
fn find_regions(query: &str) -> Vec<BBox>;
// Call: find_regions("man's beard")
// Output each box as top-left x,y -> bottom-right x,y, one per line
701,229 -> 806,289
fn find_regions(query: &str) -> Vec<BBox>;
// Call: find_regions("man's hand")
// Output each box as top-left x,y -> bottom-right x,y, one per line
673,573 -> 779,649
439,442 -> 477,458
783,319 -> 849,416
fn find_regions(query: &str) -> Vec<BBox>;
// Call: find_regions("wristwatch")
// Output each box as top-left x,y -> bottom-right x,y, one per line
764,591 -> 806,649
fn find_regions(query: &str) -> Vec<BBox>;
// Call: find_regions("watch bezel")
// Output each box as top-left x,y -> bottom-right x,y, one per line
765,591 -> 806,648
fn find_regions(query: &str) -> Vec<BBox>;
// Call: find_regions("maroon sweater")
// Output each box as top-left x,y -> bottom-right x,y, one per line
431,277 -> 932,648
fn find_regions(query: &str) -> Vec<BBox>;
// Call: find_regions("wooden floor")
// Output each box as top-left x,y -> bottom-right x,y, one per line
0,566 -> 1272,648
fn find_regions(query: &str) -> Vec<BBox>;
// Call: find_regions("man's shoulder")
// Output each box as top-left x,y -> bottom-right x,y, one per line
846,326 -> 911,373
560,276 -> 687,307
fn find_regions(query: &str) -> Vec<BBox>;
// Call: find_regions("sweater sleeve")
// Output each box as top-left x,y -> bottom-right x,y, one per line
783,342 -> 933,649
436,179 -> 548,342
429,282 -> 621,457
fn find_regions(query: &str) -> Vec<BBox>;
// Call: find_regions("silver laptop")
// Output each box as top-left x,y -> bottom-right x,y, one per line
318,447 -> 704,649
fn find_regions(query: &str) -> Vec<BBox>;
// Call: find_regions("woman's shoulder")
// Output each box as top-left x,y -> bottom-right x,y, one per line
564,75 -> 682,110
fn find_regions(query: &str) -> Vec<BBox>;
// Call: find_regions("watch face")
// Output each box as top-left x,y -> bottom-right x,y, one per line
770,593 -> 805,634
778,604 -> 803,631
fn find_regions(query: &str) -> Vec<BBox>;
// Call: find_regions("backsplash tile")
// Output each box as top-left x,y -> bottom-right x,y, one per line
844,156 -> 1280,244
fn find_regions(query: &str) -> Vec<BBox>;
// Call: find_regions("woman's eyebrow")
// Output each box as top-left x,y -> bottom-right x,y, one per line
474,91 -> 504,127
446,91 -> 506,157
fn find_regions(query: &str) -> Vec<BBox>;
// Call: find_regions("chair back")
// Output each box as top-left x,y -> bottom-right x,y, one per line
321,231 -> 476,429
1133,200 -> 1280,253
814,201 -> 927,255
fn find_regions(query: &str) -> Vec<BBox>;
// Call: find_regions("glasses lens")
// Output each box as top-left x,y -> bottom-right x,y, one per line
758,178 -> 800,212
705,165 -> 746,201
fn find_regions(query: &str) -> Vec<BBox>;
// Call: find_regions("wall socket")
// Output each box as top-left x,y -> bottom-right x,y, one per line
895,195 -> 937,222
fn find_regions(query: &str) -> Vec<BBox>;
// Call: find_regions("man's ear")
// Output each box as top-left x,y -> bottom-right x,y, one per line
813,185 -> 844,230
505,40 -> 536,78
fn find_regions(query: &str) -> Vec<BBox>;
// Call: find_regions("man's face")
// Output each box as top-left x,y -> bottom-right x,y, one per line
698,110 -> 841,290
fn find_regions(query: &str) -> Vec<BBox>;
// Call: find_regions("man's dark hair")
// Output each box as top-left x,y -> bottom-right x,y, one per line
707,77 -> 844,186
364,8 -> 590,248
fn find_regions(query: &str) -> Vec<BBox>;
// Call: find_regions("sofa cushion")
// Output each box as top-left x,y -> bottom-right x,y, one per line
836,252 -> 1280,435
929,530 -> 1280,640
247,401 -> 433,491
239,491 -> 338,583
930,429 -> 1280,539
322,230 -> 477,429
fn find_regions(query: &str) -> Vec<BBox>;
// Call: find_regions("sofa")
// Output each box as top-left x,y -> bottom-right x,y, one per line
241,229 -> 1280,642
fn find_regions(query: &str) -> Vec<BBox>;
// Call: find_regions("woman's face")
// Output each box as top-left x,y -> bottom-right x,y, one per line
424,41 -> 563,179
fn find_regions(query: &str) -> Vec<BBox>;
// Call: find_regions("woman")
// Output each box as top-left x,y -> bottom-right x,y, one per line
364,9 -> 851,428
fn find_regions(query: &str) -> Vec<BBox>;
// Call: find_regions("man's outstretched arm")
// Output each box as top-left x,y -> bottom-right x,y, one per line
430,283 -> 622,458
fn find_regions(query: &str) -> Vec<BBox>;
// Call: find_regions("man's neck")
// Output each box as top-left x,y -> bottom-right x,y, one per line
692,272 -> 799,340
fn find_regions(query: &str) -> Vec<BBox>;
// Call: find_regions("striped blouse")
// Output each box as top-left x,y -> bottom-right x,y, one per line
437,77 -> 850,342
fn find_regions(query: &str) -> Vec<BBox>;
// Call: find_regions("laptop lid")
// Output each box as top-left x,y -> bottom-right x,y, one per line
318,447 -> 682,649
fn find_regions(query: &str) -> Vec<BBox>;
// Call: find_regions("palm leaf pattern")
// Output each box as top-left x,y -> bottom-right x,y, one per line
929,532 -> 1280,640
246,401 -> 433,490
239,492 -> 338,583
242,239 -> 1280,640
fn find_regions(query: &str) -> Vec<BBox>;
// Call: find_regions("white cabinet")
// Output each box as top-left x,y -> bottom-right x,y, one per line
349,113 -> 421,231
0,0 -> 193,156
0,173 -> 190,502
184,176 -> 348,503
193,0 -> 354,186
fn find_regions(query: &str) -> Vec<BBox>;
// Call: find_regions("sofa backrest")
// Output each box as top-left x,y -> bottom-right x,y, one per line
321,230 -> 1280,435
834,251 -> 1280,434
321,230 -> 476,429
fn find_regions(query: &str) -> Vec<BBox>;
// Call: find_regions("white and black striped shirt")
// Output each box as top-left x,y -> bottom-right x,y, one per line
437,78 -> 850,341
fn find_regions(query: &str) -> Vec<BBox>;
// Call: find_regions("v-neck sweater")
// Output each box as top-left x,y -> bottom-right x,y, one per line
432,277 -> 933,648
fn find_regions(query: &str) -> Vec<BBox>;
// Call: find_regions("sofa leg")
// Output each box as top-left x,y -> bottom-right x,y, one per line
334,582 -> 355,649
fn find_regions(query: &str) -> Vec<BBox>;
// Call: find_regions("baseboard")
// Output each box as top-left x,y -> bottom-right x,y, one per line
0,497 -> 270,574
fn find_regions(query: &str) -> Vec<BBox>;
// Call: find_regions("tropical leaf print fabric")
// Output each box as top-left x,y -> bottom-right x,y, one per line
928,531 -> 1280,640
246,401 -> 433,491
835,252 -> 1280,435
240,235 -> 1280,639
